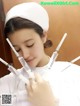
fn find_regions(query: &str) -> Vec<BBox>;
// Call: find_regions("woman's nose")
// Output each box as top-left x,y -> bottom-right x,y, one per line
21,48 -> 30,60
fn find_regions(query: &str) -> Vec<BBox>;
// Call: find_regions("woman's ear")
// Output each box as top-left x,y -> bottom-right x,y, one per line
41,31 -> 48,44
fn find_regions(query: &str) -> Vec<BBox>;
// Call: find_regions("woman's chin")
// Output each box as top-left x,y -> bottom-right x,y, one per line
27,62 -> 36,68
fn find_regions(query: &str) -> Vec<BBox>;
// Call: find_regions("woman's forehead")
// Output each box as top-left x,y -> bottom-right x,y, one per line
8,29 -> 40,43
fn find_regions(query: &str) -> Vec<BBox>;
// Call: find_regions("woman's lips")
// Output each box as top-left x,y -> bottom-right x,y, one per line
27,58 -> 35,62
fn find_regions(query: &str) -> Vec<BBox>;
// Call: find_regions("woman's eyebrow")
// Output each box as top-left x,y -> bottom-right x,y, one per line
23,39 -> 33,43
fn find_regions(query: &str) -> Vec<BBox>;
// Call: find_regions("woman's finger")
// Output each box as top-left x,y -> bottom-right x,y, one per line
25,78 -> 37,96
34,72 -> 43,83
29,78 -> 37,91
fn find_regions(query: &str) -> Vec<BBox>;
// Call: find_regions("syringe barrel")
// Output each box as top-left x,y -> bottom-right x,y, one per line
8,65 -> 29,85
48,51 -> 58,68
18,74 -> 29,85
18,56 -> 34,78
18,57 -> 30,70
8,65 -> 19,75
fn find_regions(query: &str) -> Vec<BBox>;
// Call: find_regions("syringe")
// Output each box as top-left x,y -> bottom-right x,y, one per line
61,56 -> 80,72
0,58 -> 29,85
6,38 -> 33,78
48,33 -> 67,69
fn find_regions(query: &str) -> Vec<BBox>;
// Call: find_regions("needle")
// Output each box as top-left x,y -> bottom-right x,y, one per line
61,56 -> 80,72
48,33 -> 67,69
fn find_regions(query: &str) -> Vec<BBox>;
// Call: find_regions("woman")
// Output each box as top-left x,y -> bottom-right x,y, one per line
0,2 -> 80,106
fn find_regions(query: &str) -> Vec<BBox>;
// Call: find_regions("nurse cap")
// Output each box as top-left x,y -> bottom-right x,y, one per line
5,2 -> 49,31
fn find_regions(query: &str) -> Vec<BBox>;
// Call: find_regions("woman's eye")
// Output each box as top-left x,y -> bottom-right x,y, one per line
16,49 -> 21,52
27,43 -> 34,48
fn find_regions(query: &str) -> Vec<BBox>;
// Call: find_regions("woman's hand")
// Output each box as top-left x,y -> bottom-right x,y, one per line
26,72 -> 58,106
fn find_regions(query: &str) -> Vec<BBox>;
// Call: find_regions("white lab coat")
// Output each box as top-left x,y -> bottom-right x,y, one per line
0,61 -> 80,106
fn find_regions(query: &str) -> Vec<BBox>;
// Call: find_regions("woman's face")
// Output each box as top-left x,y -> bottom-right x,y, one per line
8,29 -> 49,68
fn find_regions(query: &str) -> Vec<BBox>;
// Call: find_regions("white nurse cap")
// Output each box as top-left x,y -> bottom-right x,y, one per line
5,2 -> 49,31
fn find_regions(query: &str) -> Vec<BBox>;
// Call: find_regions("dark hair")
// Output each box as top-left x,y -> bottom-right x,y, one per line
4,17 -> 52,48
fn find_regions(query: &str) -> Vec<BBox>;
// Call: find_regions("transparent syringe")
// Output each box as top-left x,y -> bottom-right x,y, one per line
48,33 -> 67,69
0,58 -> 29,85
61,56 -> 80,72
6,38 -> 33,78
